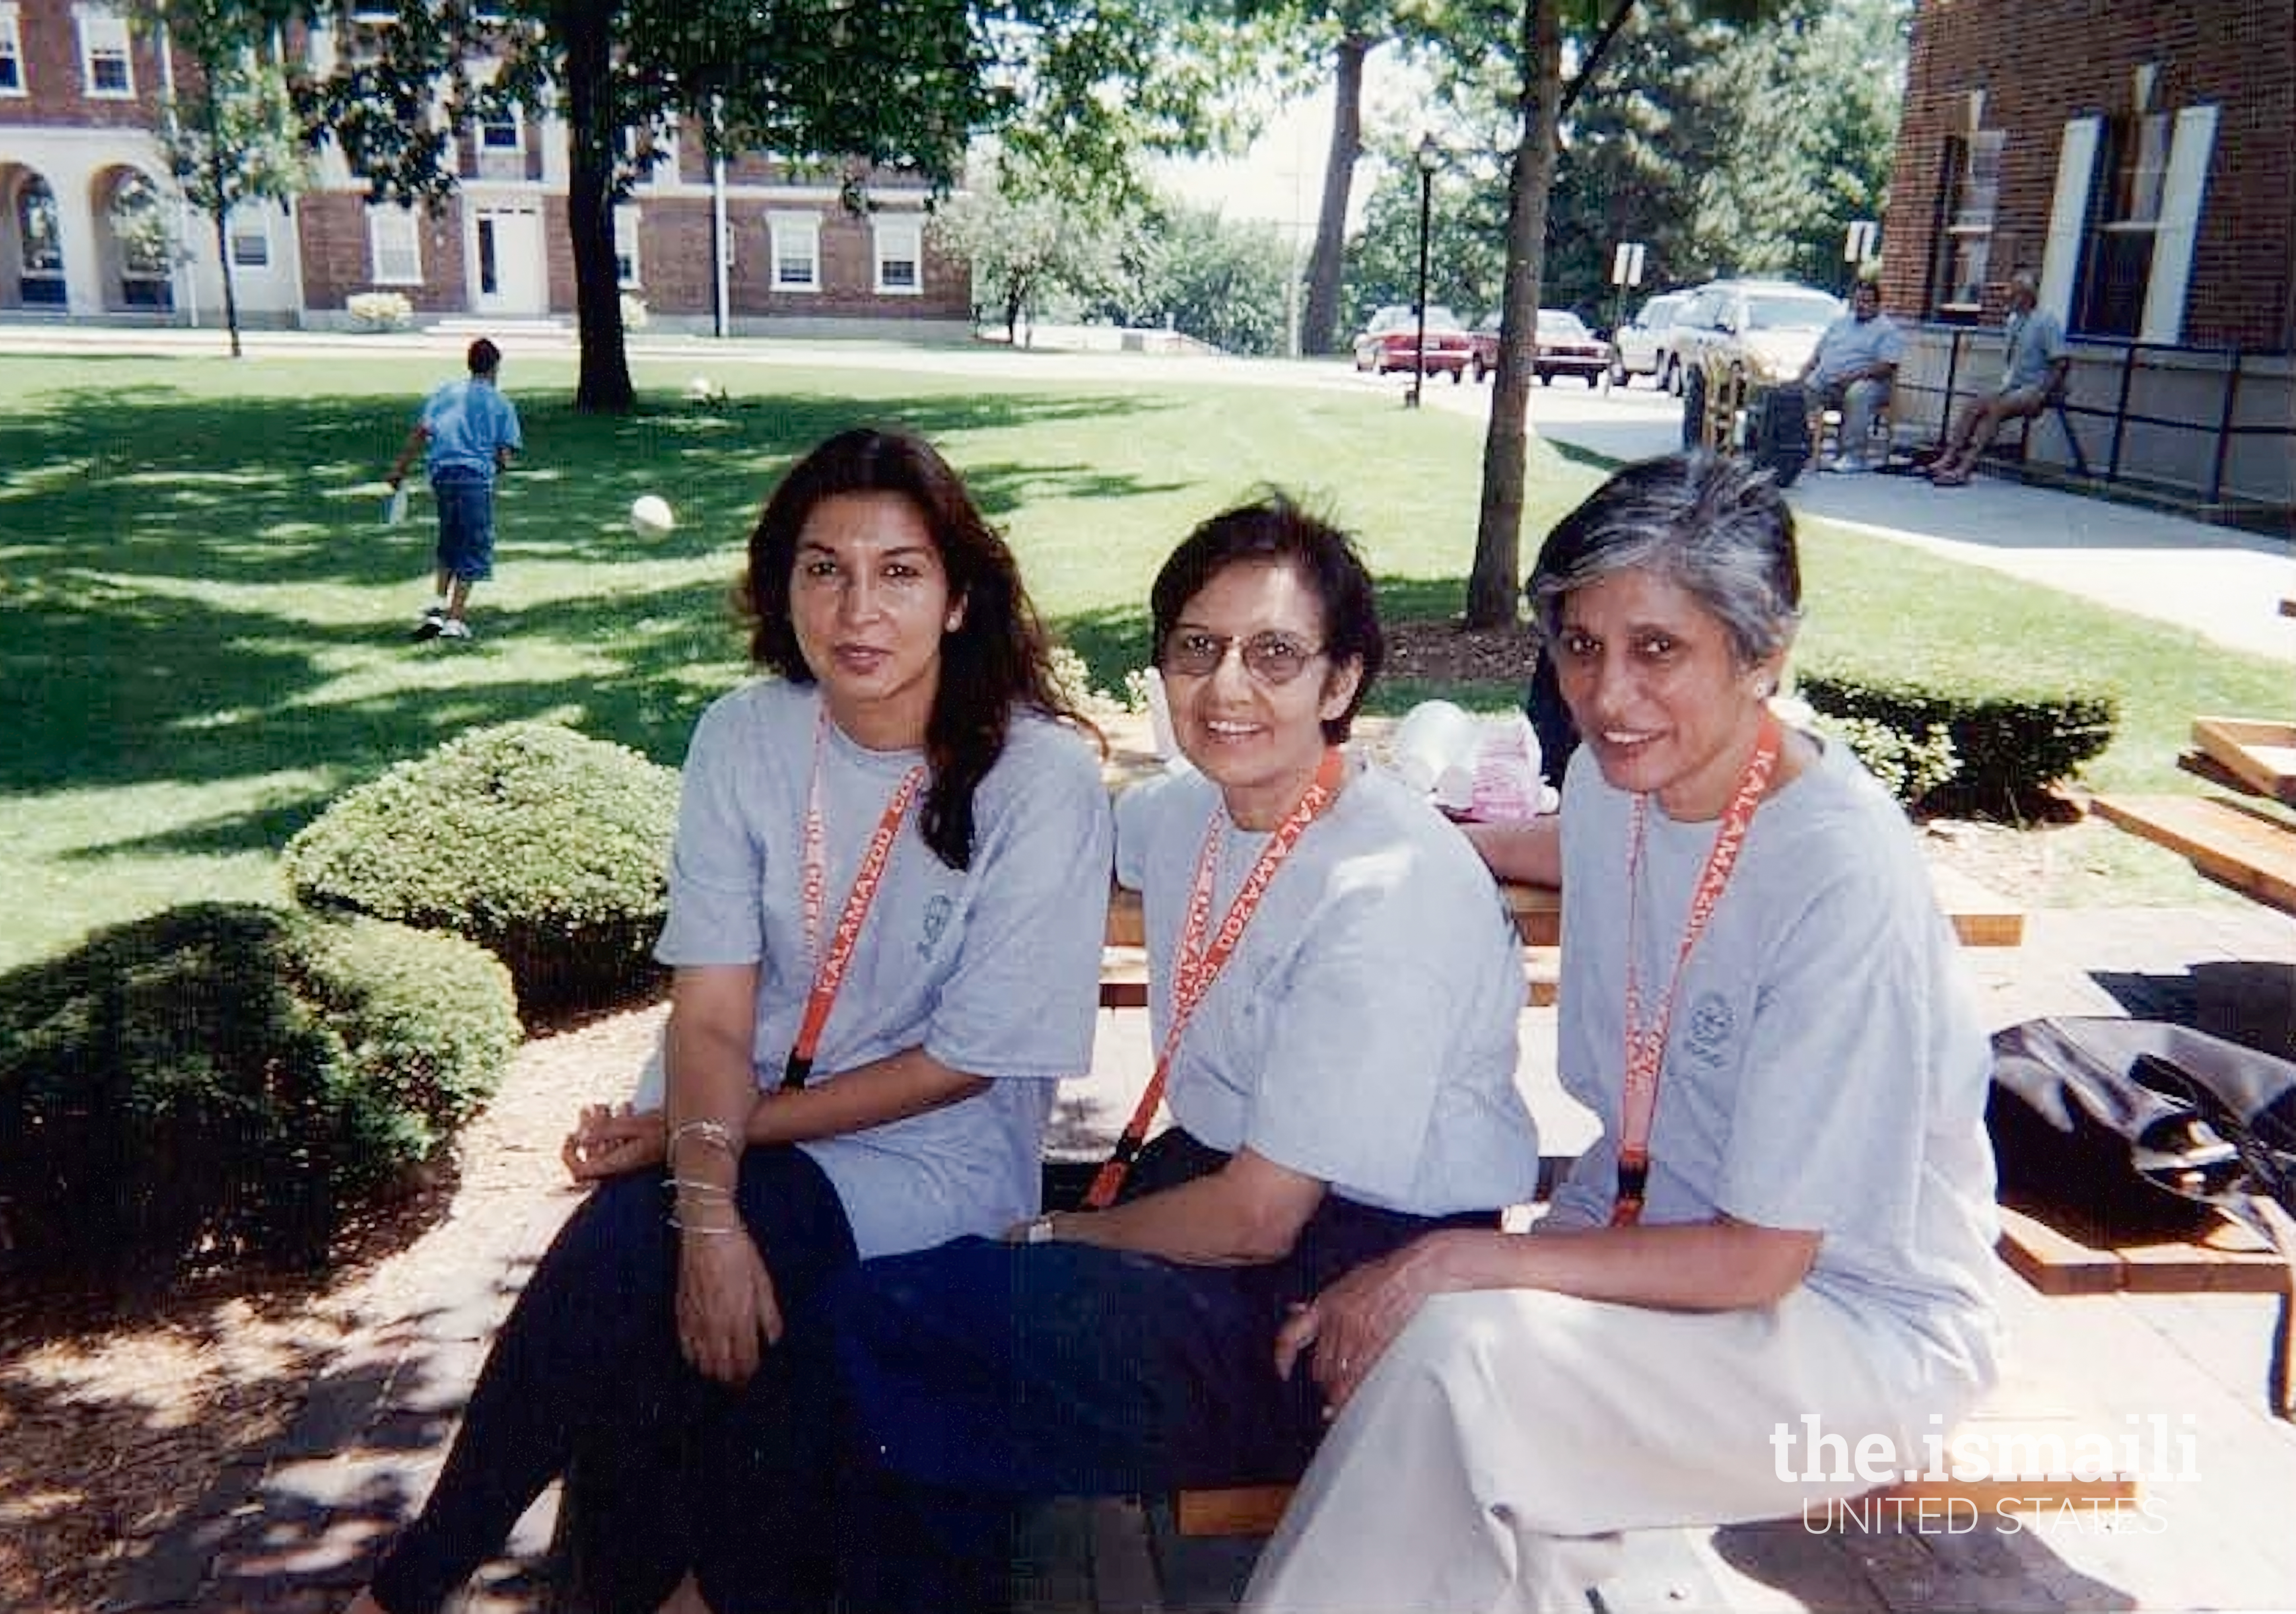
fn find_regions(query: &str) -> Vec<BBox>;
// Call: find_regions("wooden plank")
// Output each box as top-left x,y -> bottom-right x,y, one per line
1172,1485 -> 1292,1538
2280,597 -> 2295,619
1995,1202 -> 2290,1297
1927,861 -> 2026,948
2191,716 -> 2296,807
2092,793 -> 2296,916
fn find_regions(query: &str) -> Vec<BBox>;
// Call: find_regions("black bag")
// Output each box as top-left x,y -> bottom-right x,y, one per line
1989,1017 -> 2296,1416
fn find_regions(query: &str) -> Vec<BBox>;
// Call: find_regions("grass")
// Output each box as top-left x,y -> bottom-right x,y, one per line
4,347 -> 2289,974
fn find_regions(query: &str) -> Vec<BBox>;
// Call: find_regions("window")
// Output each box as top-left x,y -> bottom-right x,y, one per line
480,114 -> 520,151
623,120 -> 679,186
228,208 -> 270,269
1929,129 -> 2002,317
873,216 -> 922,295
2074,112 -> 2169,339
0,6 -> 26,95
78,7 -> 134,97
16,175 -> 63,302
111,171 -> 172,306
368,205 -> 422,285
614,204 -> 640,288
769,211 -> 819,292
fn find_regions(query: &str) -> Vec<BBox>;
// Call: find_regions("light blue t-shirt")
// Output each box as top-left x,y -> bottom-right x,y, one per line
419,376 -> 523,484
2002,307 -> 2068,392
1808,311 -> 1905,390
1550,735 -> 1999,1384
1115,760 -> 1539,1216
655,678 -> 1114,1259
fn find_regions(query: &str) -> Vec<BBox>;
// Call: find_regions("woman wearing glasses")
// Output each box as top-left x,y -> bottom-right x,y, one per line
340,427 -> 1114,1614
826,495 -> 1544,1613
1240,454 -> 2000,1614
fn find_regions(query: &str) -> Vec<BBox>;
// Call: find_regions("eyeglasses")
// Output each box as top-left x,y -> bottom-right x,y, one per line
1161,629 -> 1325,685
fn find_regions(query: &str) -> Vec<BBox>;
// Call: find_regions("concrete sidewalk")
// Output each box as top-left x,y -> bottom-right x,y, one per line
1468,380 -> 2296,662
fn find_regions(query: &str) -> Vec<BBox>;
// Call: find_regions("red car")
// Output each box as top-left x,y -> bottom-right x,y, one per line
1351,305 -> 1471,382
1472,309 -> 1613,385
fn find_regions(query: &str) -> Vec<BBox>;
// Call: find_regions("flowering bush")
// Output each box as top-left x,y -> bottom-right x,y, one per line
348,290 -> 413,330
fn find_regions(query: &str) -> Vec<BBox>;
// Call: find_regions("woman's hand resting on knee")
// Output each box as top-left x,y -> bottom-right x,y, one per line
1275,1230 -> 1476,1417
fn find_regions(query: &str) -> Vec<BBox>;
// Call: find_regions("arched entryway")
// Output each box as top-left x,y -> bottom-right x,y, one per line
1,166 -> 67,310
90,165 -> 175,313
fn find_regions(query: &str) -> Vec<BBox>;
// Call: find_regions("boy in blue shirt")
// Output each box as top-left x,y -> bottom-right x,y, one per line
387,338 -> 523,642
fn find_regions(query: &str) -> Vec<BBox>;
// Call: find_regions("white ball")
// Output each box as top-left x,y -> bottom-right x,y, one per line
629,494 -> 676,537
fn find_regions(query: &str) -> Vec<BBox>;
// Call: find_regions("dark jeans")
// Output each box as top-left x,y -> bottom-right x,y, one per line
829,1130 -> 1499,1614
368,1146 -> 856,1614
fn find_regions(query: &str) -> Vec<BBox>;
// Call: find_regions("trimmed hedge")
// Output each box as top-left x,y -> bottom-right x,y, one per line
1798,664 -> 2118,815
282,721 -> 680,1017
0,903 -> 517,1299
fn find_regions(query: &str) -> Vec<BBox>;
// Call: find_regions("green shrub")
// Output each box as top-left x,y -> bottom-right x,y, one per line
1806,711 -> 1960,807
0,903 -> 517,1300
1797,665 -> 2117,815
282,721 -> 679,1017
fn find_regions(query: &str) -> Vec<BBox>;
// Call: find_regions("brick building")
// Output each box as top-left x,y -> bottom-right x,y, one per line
0,0 -> 972,337
1879,0 -> 2293,508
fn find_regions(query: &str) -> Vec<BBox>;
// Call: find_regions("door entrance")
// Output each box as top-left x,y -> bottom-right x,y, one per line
472,207 -> 545,315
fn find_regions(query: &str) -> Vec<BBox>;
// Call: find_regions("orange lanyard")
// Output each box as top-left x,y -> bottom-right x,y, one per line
1084,747 -> 1347,1209
1611,710 -> 1781,1225
783,712 -> 928,1091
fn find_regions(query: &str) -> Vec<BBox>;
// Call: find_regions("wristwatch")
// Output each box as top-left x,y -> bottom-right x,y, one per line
1023,1213 -> 1059,1244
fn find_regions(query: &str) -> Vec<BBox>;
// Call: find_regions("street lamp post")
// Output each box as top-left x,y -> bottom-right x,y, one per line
1408,133 -> 1440,408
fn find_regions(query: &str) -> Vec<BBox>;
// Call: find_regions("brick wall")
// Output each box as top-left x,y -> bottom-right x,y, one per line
1884,0 -> 2294,349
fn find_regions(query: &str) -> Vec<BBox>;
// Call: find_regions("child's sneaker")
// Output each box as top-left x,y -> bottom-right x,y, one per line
438,618 -> 474,641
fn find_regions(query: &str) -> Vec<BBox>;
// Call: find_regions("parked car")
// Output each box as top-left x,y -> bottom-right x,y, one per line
1466,309 -> 1614,385
1609,290 -> 1691,390
1352,304 -> 1472,382
1668,278 -> 1843,402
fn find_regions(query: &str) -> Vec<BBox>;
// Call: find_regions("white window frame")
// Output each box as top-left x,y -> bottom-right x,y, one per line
0,6 -> 27,97
613,203 -> 640,289
368,204 -> 422,285
623,120 -> 679,188
77,6 -> 134,98
768,210 -> 820,293
228,206 -> 270,269
479,111 -> 523,153
872,214 -> 923,296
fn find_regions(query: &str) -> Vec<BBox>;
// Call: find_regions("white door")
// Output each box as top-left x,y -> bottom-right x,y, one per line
472,207 -> 546,316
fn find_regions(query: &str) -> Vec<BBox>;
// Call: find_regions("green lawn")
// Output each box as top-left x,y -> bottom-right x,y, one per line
4,349 -> 2287,972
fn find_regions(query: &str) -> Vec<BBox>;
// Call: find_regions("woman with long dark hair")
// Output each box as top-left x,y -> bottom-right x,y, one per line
343,426 -> 1114,1614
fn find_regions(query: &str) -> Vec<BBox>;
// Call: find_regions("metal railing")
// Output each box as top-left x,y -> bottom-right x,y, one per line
1896,326 -> 2294,508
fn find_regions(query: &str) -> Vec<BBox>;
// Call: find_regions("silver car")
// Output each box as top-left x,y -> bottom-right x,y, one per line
1609,291 -> 1691,391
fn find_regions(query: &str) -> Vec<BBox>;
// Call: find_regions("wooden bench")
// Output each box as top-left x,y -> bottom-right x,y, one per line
1173,1372 -> 2140,1539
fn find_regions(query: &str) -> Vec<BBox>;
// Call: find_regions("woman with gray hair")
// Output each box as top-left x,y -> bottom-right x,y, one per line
1241,453 -> 2002,1613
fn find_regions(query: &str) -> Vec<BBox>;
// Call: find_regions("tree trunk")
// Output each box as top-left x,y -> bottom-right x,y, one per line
560,0 -> 633,414
205,94 -> 242,359
1465,0 -> 1562,629
1299,34 -> 1372,358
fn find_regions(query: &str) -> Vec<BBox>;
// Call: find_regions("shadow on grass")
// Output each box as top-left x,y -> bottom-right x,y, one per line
5,381 -> 1185,863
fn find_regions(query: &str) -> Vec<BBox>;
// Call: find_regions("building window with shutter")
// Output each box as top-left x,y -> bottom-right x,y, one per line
873,216 -> 922,295
78,7 -> 134,98
2074,111 -> 2168,340
16,174 -> 65,303
769,212 -> 820,293
1927,128 -> 2002,320
0,6 -> 28,96
368,205 -> 422,285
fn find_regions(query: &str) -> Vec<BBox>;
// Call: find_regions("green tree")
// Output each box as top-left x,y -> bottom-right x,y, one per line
929,149 -> 1133,344
141,0 -> 311,359
1127,200 -> 1296,355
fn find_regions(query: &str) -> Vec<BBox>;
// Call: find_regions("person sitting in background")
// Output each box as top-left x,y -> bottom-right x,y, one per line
826,495 -> 1544,1614
339,426 -> 1113,1614
1240,452 -> 2002,1614
1797,280 -> 1903,473
1929,269 -> 2070,486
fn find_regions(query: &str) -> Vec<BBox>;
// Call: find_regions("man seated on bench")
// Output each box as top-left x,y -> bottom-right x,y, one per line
1797,279 -> 1903,473
827,497 -> 1543,1614
1929,269 -> 2070,486
1239,454 -> 2005,1614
